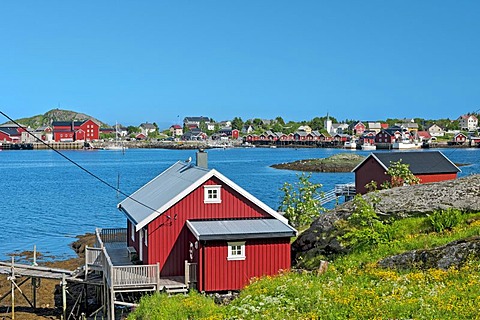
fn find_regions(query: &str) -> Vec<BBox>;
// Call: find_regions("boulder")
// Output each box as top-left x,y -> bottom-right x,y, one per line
378,236 -> 480,270
292,175 -> 480,266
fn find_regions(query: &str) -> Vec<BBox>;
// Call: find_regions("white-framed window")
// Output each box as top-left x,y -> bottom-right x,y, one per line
204,185 -> 222,204
130,223 -> 135,241
143,228 -> 148,247
227,241 -> 245,260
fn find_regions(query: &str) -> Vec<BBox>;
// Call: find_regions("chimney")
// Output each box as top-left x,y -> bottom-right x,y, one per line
196,149 -> 208,169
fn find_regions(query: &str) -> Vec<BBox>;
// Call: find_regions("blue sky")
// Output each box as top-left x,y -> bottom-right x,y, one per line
1,1 -> 479,128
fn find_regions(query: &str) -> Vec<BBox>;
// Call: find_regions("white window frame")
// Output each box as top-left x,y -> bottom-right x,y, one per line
204,185 -> 222,204
130,223 -> 135,242
227,241 -> 245,261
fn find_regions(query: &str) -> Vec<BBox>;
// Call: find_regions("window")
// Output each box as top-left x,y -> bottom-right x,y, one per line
204,185 -> 221,203
227,241 -> 245,260
131,223 -> 135,241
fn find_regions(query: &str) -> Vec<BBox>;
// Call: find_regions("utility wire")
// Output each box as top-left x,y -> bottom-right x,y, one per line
0,110 -> 162,214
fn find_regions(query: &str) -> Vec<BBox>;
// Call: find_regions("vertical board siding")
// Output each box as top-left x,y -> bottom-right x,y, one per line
355,159 -> 388,194
147,176 -> 273,277
416,173 -> 457,184
201,238 -> 291,292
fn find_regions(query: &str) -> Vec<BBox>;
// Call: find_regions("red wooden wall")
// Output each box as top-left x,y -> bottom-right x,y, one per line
145,176 -> 272,276
198,238 -> 291,292
416,173 -> 457,184
355,158 -> 388,194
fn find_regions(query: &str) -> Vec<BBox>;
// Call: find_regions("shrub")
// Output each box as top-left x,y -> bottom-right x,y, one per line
278,173 -> 324,228
428,208 -> 463,233
340,194 -> 394,250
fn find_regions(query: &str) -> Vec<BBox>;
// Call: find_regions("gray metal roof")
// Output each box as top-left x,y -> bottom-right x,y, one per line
187,219 -> 296,240
118,161 -> 210,225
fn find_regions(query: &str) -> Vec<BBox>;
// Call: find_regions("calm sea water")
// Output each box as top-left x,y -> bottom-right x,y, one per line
0,147 -> 479,261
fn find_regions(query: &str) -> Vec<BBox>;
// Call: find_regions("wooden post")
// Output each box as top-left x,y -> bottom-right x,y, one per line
184,260 -> 189,287
156,262 -> 161,292
110,287 -> 115,320
32,278 -> 37,309
33,245 -> 38,266
84,246 -> 89,280
11,256 -> 15,320
61,273 -> 67,320
33,245 -> 38,309
83,283 -> 88,311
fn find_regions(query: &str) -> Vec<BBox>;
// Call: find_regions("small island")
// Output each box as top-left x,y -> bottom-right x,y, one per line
271,153 -> 366,172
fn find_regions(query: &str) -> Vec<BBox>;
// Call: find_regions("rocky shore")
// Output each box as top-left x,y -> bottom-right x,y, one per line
292,174 -> 480,268
271,153 -> 365,172
0,234 -> 96,320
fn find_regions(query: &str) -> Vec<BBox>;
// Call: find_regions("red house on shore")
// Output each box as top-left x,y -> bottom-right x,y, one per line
118,151 -> 296,292
52,119 -> 99,142
352,151 -> 460,194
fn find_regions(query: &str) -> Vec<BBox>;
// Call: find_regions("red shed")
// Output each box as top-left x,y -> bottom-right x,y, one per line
118,150 -> 296,292
352,151 -> 460,194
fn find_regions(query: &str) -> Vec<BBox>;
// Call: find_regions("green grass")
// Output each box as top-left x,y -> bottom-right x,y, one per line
128,212 -> 480,320
127,291 -> 222,320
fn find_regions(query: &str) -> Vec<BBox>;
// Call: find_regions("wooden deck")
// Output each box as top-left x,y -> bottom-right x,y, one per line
84,228 -> 192,292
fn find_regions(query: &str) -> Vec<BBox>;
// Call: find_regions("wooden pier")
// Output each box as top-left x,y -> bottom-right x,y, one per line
0,228 -> 197,320
316,183 -> 356,205
81,228 -> 196,320
0,257 -> 74,320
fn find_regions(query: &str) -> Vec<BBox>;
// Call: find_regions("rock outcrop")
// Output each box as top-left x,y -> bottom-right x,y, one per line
378,236 -> 480,270
271,153 -> 365,172
292,175 -> 480,265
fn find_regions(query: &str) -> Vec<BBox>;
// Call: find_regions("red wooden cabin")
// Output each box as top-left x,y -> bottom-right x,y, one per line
352,151 -> 460,194
118,151 -> 297,292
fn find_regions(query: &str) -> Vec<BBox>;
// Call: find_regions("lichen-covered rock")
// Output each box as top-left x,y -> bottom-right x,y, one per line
292,175 -> 480,266
378,236 -> 480,270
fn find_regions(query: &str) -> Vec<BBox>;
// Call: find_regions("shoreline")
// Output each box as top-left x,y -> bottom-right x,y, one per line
1,140 -> 478,150
0,234 -> 96,320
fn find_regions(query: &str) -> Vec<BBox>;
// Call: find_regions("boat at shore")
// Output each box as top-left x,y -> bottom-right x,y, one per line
392,140 -> 422,149
344,140 -> 357,149
361,142 -> 376,150
103,144 -> 128,151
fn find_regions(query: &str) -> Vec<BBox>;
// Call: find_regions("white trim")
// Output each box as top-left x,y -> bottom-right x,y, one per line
139,230 -> 143,261
130,223 -> 135,242
144,228 -> 148,247
131,163 -> 293,231
186,220 -> 200,240
227,241 -> 245,261
351,153 -> 388,173
204,185 -> 222,203
437,151 -> 461,173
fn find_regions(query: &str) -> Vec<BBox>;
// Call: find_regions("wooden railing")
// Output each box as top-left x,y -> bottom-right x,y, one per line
111,264 -> 160,287
86,228 -> 160,289
98,228 -> 127,244
185,261 -> 197,287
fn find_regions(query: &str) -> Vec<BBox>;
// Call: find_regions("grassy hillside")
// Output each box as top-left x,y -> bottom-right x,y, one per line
2,108 -> 110,128
128,211 -> 480,319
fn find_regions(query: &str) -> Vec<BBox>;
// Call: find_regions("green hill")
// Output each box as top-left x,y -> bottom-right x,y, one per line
2,108 -> 110,128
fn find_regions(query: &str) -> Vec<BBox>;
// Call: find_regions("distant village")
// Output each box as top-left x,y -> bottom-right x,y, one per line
1,113 -> 480,149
